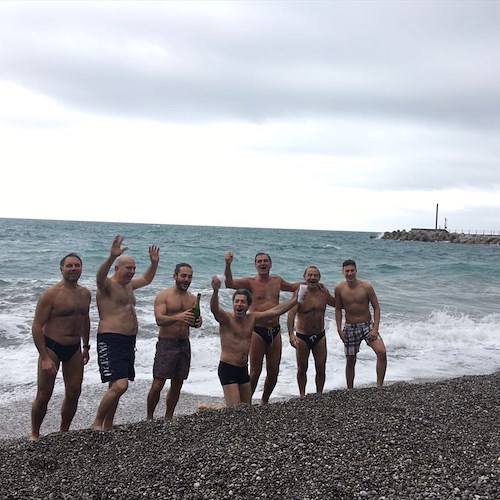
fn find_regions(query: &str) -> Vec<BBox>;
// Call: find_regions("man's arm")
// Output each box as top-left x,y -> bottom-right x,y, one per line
154,291 -> 195,327
287,305 -> 298,348
324,286 -> 336,307
32,291 -> 57,376
223,251 -> 252,290
132,245 -> 160,289
367,284 -> 381,337
97,235 -> 128,291
81,289 -> 91,365
334,284 -> 347,342
280,278 -> 301,293
210,276 -> 230,325
255,294 -> 298,323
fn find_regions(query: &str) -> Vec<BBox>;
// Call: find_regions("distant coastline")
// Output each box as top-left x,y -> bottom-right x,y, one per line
381,228 -> 500,245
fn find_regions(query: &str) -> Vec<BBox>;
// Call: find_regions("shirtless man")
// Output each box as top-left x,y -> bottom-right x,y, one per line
224,251 -> 300,404
146,263 -> 202,421
334,259 -> 387,389
30,253 -> 91,440
287,266 -> 335,397
210,275 -> 297,406
91,235 -> 159,430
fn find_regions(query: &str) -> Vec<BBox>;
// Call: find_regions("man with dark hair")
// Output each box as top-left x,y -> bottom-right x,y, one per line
335,259 -> 387,388
30,253 -> 91,440
91,235 -> 159,430
288,266 -> 335,396
146,262 -> 202,421
224,251 -> 300,404
210,276 -> 297,406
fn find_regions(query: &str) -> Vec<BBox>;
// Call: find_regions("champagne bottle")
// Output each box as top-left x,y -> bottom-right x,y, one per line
191,293 -> 201,324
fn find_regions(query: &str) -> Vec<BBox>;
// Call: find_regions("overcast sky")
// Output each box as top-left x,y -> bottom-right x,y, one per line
1,0 -> 499,232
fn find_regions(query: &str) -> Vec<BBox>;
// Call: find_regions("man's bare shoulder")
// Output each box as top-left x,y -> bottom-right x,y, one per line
156,286 -> 177,301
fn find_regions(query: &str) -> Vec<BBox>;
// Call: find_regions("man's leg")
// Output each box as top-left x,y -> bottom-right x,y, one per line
146,377 -> 166,420
261,333 -> 282,404
239,382 -> 252,405
30,353 -> 59,440
345,355 -> 357,389
60,351 -> 84,433
312,336 -> 327,394
165,377 -> 184,421
222,383 -> 243,406
249,332 -> 268,396
91,378 -> 129,430
369,337 -> 387,387
295,338 -> 310,397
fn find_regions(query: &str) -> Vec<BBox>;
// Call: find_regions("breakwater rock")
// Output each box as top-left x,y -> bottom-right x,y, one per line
382,229 -> 500,245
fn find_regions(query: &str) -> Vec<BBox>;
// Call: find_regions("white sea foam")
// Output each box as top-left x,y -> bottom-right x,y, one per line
3,308 -> 498,404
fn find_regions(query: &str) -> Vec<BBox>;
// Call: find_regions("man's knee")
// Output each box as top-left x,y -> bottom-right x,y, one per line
34,390 -> 52,406
110,379 -> 129,395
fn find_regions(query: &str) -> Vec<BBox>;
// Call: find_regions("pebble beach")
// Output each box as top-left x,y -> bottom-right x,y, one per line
0,373 -> 499,499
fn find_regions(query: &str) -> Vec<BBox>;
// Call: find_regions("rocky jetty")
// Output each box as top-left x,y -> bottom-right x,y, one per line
0,373 -> 499,499
382,229 -> 500,245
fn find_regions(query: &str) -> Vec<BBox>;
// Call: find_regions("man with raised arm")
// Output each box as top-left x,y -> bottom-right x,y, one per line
30,253 -> 91,440
288,266 -> 335,397
334,259 -> 387,389
224,251 -> 300,404
92,235 -> 159,431
210,275 -> 297,406
146,263 -> 202,421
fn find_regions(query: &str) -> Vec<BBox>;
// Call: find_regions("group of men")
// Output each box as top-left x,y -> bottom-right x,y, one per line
30,235 -> 387,440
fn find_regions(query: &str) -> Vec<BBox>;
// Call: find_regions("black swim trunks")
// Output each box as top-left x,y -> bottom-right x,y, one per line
218,361 -> 250,386
44,336 -> 81,362
97,333 -> 136,383
254,324 -> 281,345
296,331 -> 326,350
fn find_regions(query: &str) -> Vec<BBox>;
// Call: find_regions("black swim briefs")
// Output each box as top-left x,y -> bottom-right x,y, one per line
296,331 -> 326,350
217,361 -> 250,386
254,324 -> 281,345
44,336 -> 81,363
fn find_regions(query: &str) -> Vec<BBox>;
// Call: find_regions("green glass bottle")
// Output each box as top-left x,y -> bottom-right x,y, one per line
191,293 -> 201,323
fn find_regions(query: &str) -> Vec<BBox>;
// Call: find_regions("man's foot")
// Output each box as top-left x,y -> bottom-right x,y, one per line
196,402 -> 225,411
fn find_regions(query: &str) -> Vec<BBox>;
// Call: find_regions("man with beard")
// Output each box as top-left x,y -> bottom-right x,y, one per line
210,275 -> 297,406
287,266 -> 335,397
31,253 -> 91,440
224,251 -> 300,404
92,235 -> 159,430
147,263 -> 202,421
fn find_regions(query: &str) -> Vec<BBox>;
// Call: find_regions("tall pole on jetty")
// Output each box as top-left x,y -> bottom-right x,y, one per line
435,203 -> 439,230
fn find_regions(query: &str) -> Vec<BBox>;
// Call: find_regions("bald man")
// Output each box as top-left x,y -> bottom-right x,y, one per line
91,235 -> 159,431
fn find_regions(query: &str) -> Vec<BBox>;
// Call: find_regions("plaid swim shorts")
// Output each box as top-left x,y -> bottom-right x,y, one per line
343,320 -> 380,356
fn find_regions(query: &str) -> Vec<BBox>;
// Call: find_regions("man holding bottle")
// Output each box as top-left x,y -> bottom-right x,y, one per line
146,263 -> 202,421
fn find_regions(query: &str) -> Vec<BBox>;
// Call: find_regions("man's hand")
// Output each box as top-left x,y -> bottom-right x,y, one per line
82,347 -> 90,365
212,275 -> 221,290
110,235 -> 128,259
338,330 -> 347,343
149,245 -> 160,264
224,251 -> 233,264
41,356 -> 57,376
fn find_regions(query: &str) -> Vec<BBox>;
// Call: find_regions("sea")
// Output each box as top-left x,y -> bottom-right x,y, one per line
1,218 -> 499,405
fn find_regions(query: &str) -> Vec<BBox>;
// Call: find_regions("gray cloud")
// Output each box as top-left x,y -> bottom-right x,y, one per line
1,1 -> 499,128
